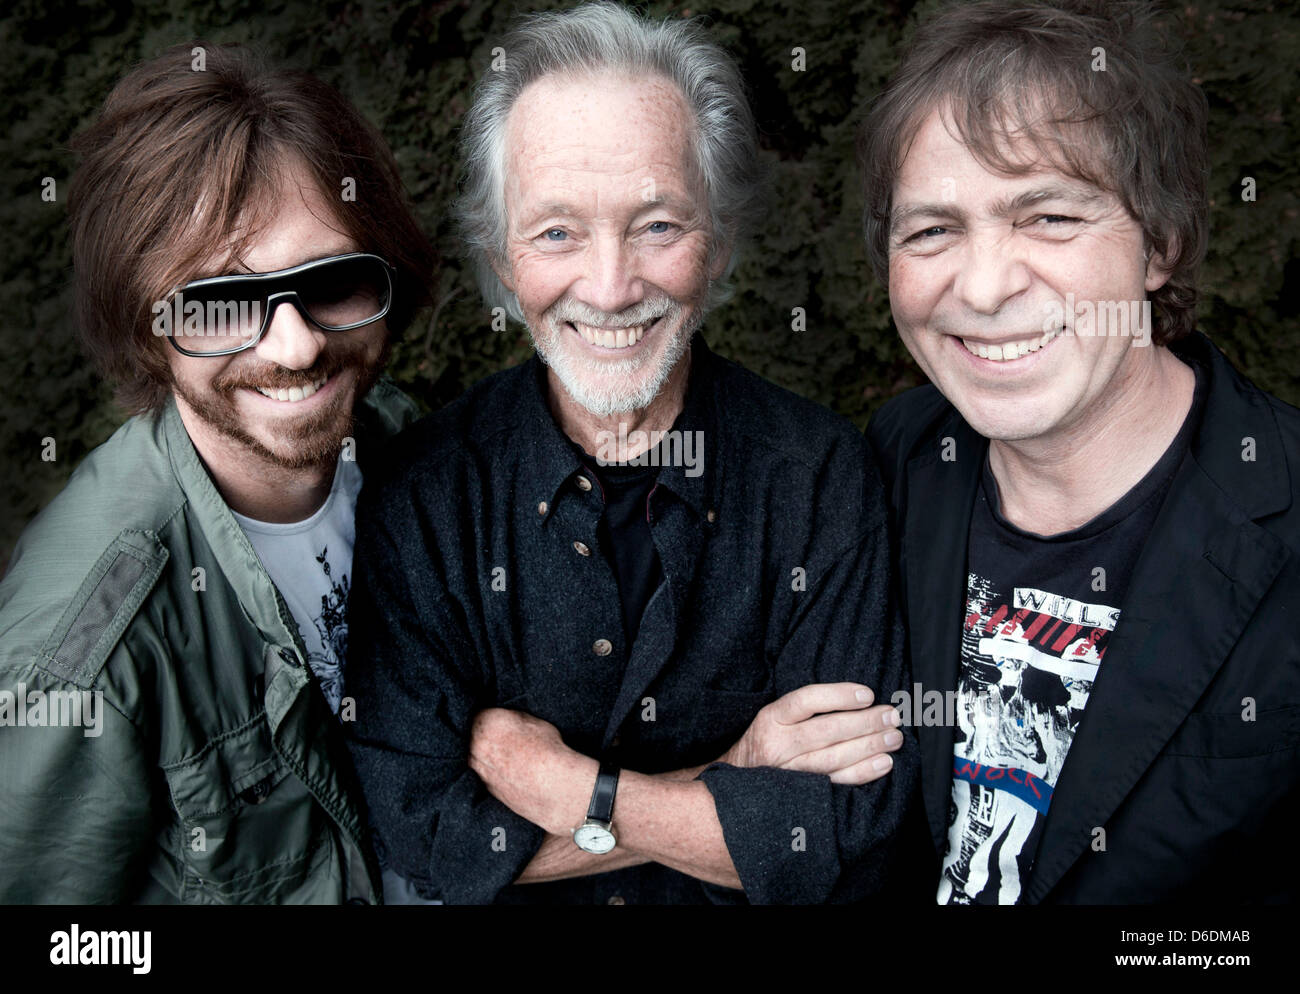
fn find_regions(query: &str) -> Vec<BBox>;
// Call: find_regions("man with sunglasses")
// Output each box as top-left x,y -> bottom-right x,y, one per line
0,43 -> 434,903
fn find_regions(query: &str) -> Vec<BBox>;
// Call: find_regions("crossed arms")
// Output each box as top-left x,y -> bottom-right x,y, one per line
469,683 -> 905,889
344,485 -> 917,904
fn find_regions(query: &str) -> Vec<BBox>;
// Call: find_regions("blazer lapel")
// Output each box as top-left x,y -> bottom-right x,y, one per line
902,417 -> 986,856
1025,335 -> 1293,902
1025,464 -> 1289,901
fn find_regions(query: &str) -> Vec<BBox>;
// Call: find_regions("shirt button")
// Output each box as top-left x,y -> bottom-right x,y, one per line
593,639 -> 613,656
707,508 -> 718,523
611,734 -> 622,748
607,895 -> 625,905
576,475 -> 593,492
537,501 -> 548,516
573,540 -> 591,557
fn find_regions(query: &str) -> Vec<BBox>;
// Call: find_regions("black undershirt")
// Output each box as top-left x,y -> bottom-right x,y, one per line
583,456 -> 663,646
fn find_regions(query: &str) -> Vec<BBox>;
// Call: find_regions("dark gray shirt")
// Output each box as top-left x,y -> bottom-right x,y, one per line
344,334 -> 916,904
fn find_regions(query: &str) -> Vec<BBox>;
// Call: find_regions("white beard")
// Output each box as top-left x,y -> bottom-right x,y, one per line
527,294 -> 701,418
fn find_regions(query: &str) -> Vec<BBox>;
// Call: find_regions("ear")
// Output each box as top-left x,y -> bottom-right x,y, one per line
492,257 -> 517,295
1143,237 -> 1178,293
708,239 -> 733,282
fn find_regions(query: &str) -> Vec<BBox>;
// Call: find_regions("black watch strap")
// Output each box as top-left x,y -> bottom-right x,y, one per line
586,761 -> 620,824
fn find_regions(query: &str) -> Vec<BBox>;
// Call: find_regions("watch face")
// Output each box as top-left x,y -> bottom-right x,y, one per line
574,823 -> 616,854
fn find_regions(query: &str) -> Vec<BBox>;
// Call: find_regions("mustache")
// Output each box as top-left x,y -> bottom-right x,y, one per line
212,353 -> 355,394
547,295 -> 680,328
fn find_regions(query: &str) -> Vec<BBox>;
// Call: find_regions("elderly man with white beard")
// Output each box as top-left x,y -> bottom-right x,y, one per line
343,2 -> 916,905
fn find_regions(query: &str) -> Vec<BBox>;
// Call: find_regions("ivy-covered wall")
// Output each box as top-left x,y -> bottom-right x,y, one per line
1,0 -> 1296,567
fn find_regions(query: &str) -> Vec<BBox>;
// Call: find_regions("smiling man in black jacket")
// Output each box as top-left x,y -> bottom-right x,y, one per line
862,0 -> 1299,903
343,3 -> 916,905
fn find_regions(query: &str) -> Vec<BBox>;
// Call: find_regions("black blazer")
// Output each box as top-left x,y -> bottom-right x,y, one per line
868,332 -> 1300,903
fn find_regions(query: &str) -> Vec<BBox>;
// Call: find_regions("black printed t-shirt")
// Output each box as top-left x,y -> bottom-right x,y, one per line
938,358 -> 1206,905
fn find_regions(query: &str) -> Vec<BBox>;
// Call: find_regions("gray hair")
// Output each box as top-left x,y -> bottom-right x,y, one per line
455,1 -> 762,322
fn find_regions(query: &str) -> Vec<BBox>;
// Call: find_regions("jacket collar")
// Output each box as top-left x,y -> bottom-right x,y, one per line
162,398 -> 302,652
904,333 -> 1294,898
159,379 -> 415,656
521,332 -> 718,526
1171,332 -> 1291,521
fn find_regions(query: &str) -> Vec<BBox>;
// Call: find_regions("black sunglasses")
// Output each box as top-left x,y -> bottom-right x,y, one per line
160,252 -> 395,357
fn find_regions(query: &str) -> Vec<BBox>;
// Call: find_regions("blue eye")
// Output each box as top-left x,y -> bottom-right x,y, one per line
648,221 -> 671,234
907,226 -> 947,241
544,228 -> 567,241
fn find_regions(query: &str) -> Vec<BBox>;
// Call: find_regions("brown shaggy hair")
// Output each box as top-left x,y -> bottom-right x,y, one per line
859,0 -> 1209,345
68,42 -> 436,414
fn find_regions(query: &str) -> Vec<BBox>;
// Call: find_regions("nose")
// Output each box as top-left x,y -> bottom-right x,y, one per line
951,225 -> 1032,316
577,234 -> 643,315
253,296 -> 327,369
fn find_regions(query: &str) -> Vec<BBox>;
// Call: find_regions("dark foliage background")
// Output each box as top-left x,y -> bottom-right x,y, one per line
1,0 -> 1296,568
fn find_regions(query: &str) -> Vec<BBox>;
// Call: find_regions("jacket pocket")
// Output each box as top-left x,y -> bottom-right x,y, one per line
1160,704 -> 1300,758
162,713 -> 336,903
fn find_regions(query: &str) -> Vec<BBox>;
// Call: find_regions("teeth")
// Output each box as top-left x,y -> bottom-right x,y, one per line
571,321 -> 649,349
256,373 -> 328,402
962,326 -> 1060,363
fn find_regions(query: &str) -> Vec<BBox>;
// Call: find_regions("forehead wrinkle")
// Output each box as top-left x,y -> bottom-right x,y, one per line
507,71 -> 693,157
890,202 -> 963,232
510,165 -> 696,233
891,182 -> 1107,233
504,70 -> 704,225
986,184 -> 1105,217
521,189 -> 697,219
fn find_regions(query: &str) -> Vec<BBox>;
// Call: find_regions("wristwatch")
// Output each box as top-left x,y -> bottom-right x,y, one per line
572,761 -> 620,854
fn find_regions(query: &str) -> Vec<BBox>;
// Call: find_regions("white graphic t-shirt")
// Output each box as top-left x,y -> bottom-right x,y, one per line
234,456 -> 440,904
233,457 -> 363,715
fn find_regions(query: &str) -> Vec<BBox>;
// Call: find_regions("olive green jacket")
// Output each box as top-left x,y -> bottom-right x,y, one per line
0,379 -> 418,903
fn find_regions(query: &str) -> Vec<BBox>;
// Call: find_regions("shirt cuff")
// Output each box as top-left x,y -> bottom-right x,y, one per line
698,762 -> 839,904
429,775 -> 549,904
